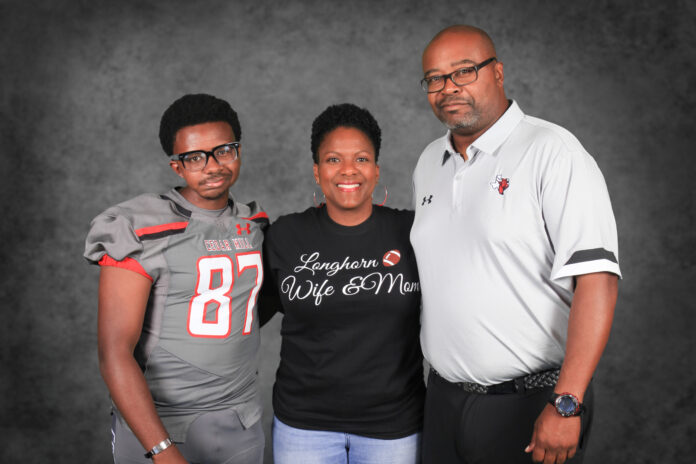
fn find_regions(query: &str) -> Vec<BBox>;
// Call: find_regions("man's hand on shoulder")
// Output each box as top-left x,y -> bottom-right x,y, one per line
525,403 -> 581,464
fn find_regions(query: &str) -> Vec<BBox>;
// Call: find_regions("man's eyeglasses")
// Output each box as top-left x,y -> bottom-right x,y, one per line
420,57 -> 497,93
170,142 -> 240,171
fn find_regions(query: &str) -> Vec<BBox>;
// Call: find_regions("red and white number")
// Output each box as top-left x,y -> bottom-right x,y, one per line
187,252 -> 262,338
236,252 -> 263,335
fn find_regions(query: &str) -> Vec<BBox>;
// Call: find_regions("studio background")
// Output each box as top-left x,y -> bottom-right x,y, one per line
1,0 -> 693,462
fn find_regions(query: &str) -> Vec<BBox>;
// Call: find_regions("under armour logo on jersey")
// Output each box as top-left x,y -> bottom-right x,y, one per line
490,175 -> 510,195
236,223 -> 251,235
421,195 -> 433,205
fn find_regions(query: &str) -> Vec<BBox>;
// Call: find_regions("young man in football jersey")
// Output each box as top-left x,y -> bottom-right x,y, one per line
85,94 -> 268,463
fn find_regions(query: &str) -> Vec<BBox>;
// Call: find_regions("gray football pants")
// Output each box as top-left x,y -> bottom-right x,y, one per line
111,409 -> 264,464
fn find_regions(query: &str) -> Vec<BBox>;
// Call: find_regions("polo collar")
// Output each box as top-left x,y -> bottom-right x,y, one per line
472,100 -> 524,155
441,100 -> 525,163
442,133 -> 457,164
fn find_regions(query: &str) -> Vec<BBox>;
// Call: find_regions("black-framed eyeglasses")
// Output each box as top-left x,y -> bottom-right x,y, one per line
420,57 -> 497,93
170,142 -> 240,171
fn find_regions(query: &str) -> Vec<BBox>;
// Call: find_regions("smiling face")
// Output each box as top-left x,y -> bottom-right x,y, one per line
313,126 -> 379,226
422,27 -> 508,141
169,121 -> 240,210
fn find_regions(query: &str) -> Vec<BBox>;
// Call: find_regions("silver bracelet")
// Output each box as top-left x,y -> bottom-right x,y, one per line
144,438 -> 174,459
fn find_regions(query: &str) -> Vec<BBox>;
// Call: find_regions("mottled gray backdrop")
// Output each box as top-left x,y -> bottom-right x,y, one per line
1,0 -> 694,462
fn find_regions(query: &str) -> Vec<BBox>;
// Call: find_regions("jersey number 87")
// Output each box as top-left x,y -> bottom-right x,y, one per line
187,252 -> 263,338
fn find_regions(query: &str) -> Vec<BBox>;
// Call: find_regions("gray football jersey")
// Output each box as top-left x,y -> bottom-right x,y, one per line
85,188 -> 268,441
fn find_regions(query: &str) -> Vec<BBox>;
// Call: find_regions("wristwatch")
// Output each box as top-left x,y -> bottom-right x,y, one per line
549,392 -> 585,417
144,438 -> 174,459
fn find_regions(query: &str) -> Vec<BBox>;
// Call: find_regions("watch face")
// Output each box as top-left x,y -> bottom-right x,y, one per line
556,395 -> 579,416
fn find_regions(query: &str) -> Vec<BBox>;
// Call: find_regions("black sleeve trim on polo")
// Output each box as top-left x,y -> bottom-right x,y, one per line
565,248 -> 617,265
159,194 -> 192,218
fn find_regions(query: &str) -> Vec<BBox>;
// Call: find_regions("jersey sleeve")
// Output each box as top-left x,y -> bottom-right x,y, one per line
541,146 -> 621,281
83,209 -> 154,281
238,200 -> 270,230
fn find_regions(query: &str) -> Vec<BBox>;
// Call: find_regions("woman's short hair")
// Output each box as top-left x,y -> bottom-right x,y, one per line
310,103 -> 381,163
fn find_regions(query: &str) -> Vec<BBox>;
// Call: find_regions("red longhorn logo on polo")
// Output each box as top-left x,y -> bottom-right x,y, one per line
490,175 -> 510,195
382,250 -> 401,267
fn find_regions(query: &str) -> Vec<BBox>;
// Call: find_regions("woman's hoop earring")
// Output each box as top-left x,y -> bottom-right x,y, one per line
313,190 -> 325,207
374,185 -> 388,206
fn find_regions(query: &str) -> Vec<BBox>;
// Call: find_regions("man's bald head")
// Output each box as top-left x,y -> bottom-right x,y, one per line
423,25 -> 498,70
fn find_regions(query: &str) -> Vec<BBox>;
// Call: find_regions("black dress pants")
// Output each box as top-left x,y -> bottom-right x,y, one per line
421,370 -> 594,464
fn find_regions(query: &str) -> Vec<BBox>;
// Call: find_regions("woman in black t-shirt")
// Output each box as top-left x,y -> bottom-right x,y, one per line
259,103 -> 424,464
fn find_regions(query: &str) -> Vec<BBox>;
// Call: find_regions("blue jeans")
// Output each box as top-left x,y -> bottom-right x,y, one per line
272,416 -> 421,464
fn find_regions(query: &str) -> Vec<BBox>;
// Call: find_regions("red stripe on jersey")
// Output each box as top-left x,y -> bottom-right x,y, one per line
135,221 -> 189,237
241,212 -> 269,221
98,255 -> 154,282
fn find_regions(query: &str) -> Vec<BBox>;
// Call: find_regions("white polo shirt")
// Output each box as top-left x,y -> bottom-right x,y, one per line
411,100 -> 621,385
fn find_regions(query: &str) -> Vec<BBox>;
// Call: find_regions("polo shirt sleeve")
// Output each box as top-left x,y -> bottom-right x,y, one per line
541,147 -> 621,281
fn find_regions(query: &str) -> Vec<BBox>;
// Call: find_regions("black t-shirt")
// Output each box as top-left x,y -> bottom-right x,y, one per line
261,206 -> 424,438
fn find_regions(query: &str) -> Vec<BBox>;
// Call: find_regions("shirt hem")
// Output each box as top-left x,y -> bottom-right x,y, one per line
552,261 -> 622,281
273,412 -> 422,439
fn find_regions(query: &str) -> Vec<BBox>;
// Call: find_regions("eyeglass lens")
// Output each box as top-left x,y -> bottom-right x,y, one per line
421,58 -> 496,93
423,68 -> 478,92
181,144 -> 238,171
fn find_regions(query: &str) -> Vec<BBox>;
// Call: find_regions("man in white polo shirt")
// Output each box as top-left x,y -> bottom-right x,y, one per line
411,25 -> 621,464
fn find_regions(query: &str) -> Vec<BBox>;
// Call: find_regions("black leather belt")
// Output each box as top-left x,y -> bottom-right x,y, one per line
430,367 -> 560,395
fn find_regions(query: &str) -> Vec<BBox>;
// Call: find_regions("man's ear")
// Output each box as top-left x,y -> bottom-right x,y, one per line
169,161 -> 184,178
494,61 -> 504,87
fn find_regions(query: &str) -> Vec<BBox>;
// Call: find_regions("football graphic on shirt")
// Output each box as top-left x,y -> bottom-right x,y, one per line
382,250 -> 401,267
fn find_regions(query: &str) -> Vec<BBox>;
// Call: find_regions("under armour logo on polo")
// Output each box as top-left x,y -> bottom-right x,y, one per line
236,223 -> 251,235
422,195 -> 433,205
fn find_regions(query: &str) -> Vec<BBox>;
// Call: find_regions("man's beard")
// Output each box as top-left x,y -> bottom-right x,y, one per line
437,103 -> 482,133
445,116 -> 479,131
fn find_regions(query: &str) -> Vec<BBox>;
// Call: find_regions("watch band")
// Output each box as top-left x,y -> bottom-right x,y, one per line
144,438 -> 174,459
